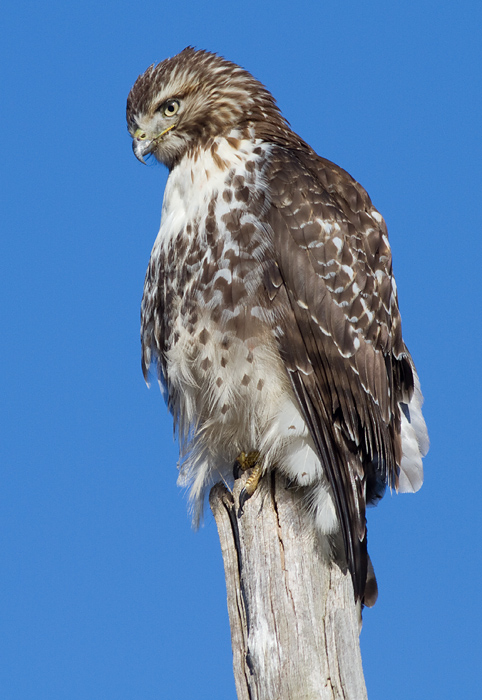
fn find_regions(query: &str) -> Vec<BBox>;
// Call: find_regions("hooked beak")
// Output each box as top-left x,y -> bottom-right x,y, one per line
131,125 -> 176,164
132,129 -> 153,164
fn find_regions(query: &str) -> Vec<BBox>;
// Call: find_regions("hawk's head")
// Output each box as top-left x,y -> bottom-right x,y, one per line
126,47 -> 289,168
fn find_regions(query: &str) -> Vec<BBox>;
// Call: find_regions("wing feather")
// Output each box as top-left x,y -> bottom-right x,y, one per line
264,146 -> 413,599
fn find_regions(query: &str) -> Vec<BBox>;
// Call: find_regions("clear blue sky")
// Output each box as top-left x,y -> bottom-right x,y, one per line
2,1 -> 481,698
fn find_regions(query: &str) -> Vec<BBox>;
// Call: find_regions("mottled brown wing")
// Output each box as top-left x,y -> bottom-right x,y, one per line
264,146 -> 414,599
141,252 -> 169,396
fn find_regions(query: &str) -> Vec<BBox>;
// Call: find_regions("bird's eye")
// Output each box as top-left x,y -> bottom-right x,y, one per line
161,99 -> 180,117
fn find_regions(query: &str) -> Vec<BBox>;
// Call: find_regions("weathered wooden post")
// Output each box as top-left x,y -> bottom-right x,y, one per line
210,471 -> 368,700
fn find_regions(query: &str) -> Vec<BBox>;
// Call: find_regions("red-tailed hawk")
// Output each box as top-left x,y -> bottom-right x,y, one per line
126,47 -> 428,604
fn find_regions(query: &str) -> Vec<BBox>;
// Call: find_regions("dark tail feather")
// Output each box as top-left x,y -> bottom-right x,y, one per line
363,553 -> 378,607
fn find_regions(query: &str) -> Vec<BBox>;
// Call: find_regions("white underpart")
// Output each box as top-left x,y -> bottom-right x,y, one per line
153,139 -> 249,258
259,397 -> 338,534
398,369 -> 429,492
149,134 -> 340,532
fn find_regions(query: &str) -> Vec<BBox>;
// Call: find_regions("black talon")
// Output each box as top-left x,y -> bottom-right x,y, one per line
238,487 -> 250,517
233,460 -> 243,481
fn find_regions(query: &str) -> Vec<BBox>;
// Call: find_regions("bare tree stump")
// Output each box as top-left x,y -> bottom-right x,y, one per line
209,471 -> 367,700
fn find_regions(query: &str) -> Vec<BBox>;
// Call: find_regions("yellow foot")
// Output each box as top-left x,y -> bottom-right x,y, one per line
236,451 -> 260,472
236,452 -> 263,515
